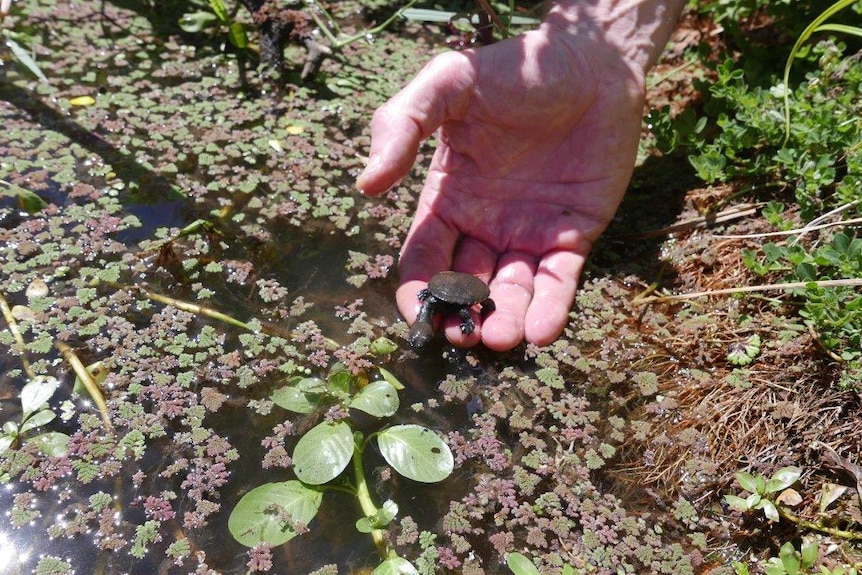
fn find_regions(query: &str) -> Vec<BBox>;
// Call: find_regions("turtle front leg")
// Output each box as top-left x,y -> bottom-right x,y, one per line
480,298 -> 495,316
458,308 -> 476,335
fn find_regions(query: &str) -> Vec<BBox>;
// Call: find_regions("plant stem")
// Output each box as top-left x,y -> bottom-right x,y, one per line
352,441 -> 389,558
778,504 -> 862,540
56,341 -> 113,431
309,0 -> 420,50
0,292 -> 34,379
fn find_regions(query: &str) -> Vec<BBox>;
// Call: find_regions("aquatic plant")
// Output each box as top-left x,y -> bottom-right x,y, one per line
229,360 -> 454,573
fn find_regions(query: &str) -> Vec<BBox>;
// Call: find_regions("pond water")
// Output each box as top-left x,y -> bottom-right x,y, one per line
0,1 -> 720,574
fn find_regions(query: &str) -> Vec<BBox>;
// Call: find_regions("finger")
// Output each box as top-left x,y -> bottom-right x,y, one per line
480,253 -> 537,351
525,249 -> 584,346
395,210 -> 459,324
356,52 -> 475,197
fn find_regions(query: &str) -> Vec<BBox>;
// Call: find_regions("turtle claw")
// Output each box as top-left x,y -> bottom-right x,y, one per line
458,308 -> 475,335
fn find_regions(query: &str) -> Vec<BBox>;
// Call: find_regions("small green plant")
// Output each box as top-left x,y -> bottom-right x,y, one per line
0,375 -> 69,461
743,232 -> 862,369
733,538 -> 859,575
228,358 -> 454,573
179,0 -> 248,50
724,466 -> 801,522
727,333 -> 762,366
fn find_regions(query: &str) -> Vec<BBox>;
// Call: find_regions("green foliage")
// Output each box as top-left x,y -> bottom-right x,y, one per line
727,334 -> 762,366
724,466 -> 801,522
178,0 -> 248,49
0,375 -> 69,458
230,361 -> 452,572
743,232 -> 862,367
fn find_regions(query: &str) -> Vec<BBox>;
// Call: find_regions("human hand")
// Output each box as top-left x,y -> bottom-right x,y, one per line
357,17 -> 648,351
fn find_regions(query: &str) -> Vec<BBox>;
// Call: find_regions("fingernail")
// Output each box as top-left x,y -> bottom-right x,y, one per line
357,154 -> 381,190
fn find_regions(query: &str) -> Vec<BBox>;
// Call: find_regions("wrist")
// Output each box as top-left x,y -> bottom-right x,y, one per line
543,0 -> 686,75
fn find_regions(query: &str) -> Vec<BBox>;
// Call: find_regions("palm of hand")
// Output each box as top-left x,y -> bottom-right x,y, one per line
361,28 -> 646,350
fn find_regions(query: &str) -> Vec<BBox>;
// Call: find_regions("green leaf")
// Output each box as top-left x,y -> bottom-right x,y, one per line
376,424 -> 454,483
26,432 -> 70,457
5,37 -> 48,82
20,409 -> 56,434
800,537 -> 818,568
735,471 -> 759,494
228,22 -> 248,49
178,11 -> 219,33
292,421 -> 354,485
765,467 -> 802,493
208,0 -> 230,22
356,499 -> 398,533
507,552 -> 541,575
378,367 -> 405,390
228,481 -> 323,547
21,376 -> 60,419
370,557 -> 420,575
271,376 -> 326,414
723,494 -> 750,512
758,499 -> 780,523
349,380 -> 399,417
0,435 -> 14,456
779,541 -> 800,575
326,363 -> 353,400
369,337 -> 398,356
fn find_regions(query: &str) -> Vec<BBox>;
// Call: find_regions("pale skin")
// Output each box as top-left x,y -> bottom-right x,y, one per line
357,0 -> 686,351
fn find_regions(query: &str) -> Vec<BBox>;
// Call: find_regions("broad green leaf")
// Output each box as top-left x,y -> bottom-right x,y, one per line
228,22 -> 248,49
20,409 -> 56,434
765,467 -> 801,493
21,376 -> 60,419
228,481 -> 323,547
723,494 -> 749,512
327,363 -> 353,400
800,537 -> 818,568
271,376 -> 325,414
757,500 -> 779,523
376,425 -> 453,483
349,380 -> 399,418
27,432 -> 70,457
178,11 -> 219,33
292,421 -> 354,485
779,541 -> 800,574
507,552 -> 541,575
369,337 -> 398,356
370,557 -> 419,575
378,367 -> 405,390
735,471 -> 760,494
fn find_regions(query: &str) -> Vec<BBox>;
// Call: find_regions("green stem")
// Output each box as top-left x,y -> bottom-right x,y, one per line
310,0 -> 420,50
778,504 -> 862,540
352,441 -> 389,558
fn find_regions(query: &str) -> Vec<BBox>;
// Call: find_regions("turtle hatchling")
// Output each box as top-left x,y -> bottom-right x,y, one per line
408,271 -> 495,348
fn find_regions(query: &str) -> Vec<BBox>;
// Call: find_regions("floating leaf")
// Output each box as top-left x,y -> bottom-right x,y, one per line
376,424 -> 453,483
271,376 -> 326,414
27,432 -> 70,457
349,380 -> 399,418
20,376 -> 60,419
507,552 -> 541,575
369,337 -> 398,356
370,557 -> 419,575
228,481 -> 323,547
292,421 -> 354,485
378,367 -> 405,390
285,125 -> 305,135
69,95 -> 96,106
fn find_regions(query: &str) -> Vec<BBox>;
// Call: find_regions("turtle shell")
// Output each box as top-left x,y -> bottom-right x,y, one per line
427,271 -> 490,305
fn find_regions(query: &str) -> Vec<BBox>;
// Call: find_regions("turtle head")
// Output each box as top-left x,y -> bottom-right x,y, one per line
408,319 -> 435,349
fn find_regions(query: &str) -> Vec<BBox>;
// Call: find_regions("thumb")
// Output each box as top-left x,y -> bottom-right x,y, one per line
356,51 -> 475,196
